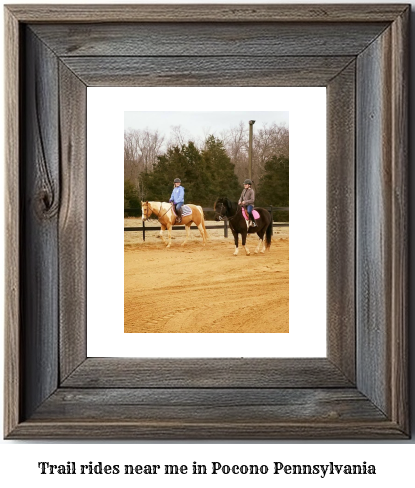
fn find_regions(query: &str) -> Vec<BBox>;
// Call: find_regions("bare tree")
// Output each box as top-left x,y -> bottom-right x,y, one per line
124,128 -> 165,203
167,125 -> 190,148
124,127 -> 165,174
135,128 -> 165,172
221,121 -> 289,184
254,123 -> 289,176
125,121 -> 288,196
221,121 -> 249,182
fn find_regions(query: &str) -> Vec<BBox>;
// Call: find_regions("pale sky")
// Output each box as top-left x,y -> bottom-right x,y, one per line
124,111 -> 289,145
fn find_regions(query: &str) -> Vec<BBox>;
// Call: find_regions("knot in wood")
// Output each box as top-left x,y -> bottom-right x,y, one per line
36,188 -> 59,219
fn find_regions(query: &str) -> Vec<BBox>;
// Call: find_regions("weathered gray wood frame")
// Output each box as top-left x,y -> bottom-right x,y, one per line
4,4 -> 409,439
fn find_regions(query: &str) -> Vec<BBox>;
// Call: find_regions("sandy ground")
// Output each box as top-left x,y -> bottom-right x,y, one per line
124,218 -> 289,333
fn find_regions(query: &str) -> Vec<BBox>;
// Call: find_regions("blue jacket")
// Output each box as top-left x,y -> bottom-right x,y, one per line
170,186 -> 185,204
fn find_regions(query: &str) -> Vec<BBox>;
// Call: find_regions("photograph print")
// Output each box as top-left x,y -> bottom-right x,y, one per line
124,111 -> 289,334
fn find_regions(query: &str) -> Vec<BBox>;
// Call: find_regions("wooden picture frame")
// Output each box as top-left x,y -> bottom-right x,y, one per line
4,4 -> 409,439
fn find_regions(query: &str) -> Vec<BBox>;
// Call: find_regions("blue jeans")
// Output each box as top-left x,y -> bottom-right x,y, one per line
246,204 -> 253,219
175,202 -> 183,211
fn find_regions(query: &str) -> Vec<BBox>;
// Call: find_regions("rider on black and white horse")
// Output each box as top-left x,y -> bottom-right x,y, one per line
238,179 -> 256,227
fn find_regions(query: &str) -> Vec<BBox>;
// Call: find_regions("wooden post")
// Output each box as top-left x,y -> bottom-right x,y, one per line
224,218 -> 228,238
248,120 -> 255,180
142,220 -> 145,241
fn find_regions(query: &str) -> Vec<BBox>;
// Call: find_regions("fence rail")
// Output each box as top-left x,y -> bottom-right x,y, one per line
124,206 -> 289,241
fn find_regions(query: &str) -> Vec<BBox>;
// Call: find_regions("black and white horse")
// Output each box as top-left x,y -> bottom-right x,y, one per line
214,197 -> 272,256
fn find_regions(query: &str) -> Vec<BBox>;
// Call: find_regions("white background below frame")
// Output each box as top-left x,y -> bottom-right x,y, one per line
87,87 -> 326,358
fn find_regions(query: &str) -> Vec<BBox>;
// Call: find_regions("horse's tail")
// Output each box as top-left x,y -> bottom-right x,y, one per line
199,206 -> 209,239
265,214 -> 273,249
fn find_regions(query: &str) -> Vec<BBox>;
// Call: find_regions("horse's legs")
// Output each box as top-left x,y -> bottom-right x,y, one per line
166,225 -> 172,248
159,224 -> 167,244
196,208 -> 207,246
255,236 -> 262,254
255,236 -> 261,254
261,227 -> 268,253
261,236 -> 267,253
197,222 -> 206,246
241,231 -> 250,255
181,224 -> 191,246
255,230 -> 265,254
233,231 -> 239,255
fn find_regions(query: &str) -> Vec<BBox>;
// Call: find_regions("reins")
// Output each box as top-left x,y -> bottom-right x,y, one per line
158,203 -> 173,220
144,202 -> 173,223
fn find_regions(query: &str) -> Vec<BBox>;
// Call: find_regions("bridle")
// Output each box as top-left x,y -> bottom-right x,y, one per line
142,202 -> 153,221
214,202 -> 226,221
142,202 -> 173,222
215,201 -> 239,222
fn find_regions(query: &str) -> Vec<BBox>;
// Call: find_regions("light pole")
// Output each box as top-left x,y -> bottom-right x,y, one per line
248,120 -> 255,181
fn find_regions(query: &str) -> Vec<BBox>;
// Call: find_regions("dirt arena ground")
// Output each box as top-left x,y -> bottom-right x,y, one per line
125,218 -> 289,333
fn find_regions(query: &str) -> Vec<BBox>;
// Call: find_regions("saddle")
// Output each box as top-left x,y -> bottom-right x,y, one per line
242,206 -> 260,223
172,204 -> 192,223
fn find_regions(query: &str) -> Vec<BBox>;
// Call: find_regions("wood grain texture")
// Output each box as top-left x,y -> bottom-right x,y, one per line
61,56 -> 354,87
4,5 -> 410,440
356,16 -> 408,429
7,421 -> 406,440
62,358 -> 353,388
4,6 -> 21,438
32,388 -> 386,423
357,29 -> 391,416
21,28 -> 60,420
6,4 -> 409,23
31,22 -> 388,57
326,62 -> 356,383
58,63 -> 87,382
389,8 -> 409,432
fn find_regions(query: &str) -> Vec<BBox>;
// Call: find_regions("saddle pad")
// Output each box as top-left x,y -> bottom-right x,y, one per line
174,204 -> 192,217
242,207 -> 260,220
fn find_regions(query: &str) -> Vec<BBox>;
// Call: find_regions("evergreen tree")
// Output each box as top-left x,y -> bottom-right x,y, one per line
201,135 -> 241,204
140,136 -> 241,208
124,179 -> 141,216
257,155 -> 289,221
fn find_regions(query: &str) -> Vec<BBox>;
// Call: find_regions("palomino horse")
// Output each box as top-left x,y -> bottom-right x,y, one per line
214,197 -> 272,256
141,201 -> 208,248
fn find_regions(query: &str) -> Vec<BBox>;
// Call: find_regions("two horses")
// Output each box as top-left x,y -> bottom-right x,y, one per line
214,197 -> 272,256
141,201 -> 208,248
141,198 -> 273,255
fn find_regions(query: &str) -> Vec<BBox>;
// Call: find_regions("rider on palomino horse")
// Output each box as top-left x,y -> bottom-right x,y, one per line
169,178 -> 184,223
238,179 -> 256,227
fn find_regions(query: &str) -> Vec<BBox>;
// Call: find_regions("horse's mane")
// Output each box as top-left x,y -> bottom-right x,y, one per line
215,196 -> 235,206
215,196 -> 240,215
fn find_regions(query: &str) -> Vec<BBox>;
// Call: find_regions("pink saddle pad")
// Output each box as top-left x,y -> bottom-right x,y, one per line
242,207 -> 260,220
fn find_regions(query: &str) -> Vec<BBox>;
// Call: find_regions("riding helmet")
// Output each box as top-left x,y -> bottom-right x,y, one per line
174,178 -> 181,183
244,179 -> 252,185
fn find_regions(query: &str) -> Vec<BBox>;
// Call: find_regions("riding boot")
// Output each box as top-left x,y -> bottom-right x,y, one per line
251,218 -> 256,227
176,207 -> 182,224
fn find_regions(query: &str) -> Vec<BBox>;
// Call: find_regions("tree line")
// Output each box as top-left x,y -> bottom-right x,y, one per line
124,123 -> 289,221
